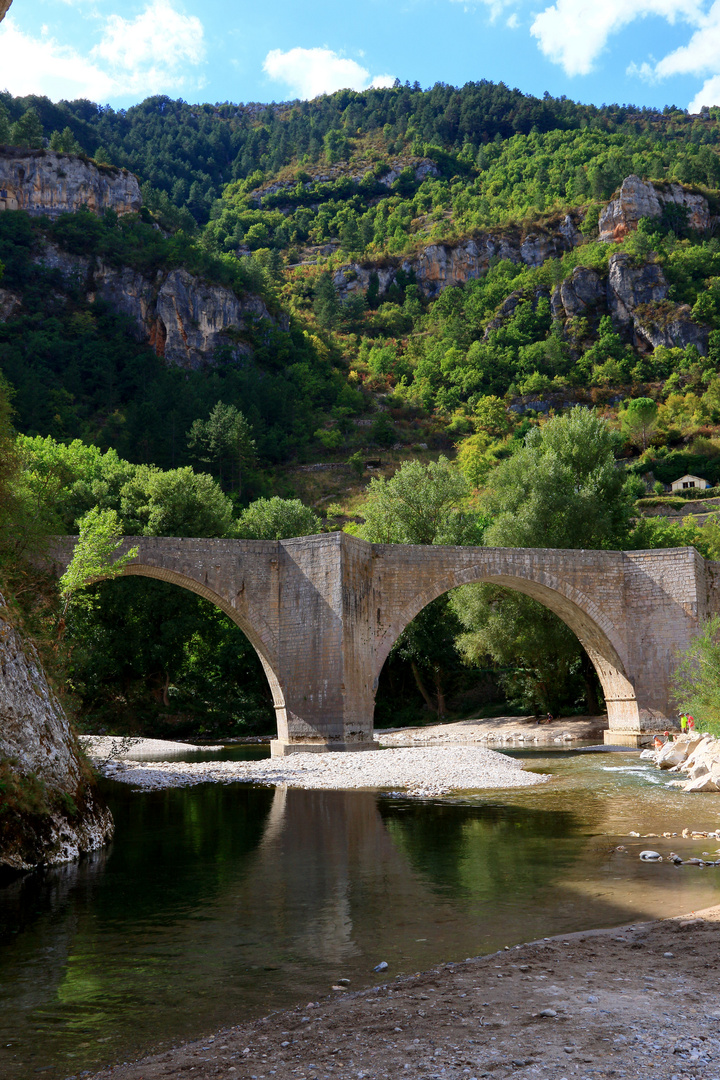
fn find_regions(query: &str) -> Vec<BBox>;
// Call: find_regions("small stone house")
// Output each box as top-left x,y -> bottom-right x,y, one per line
670,474 -> 710,492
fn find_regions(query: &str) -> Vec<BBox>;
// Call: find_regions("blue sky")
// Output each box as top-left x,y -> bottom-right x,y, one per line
2,0 -> 720,113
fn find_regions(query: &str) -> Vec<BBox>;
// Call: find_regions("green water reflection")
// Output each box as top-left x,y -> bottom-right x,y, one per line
1,748 -> 720,1080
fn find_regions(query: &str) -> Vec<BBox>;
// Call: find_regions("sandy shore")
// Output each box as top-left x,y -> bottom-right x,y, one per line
86,904 -> 720,1080
87,744 -> 548,797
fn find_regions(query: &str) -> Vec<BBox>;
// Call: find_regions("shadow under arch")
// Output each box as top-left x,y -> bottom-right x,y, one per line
374,560 -> 637,726
117,562 -> 287,724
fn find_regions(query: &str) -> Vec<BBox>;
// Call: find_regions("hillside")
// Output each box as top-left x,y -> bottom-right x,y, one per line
4,81 -> 720,734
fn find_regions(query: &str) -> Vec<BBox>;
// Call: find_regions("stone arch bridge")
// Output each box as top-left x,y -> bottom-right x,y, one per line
49,533 -> 720,753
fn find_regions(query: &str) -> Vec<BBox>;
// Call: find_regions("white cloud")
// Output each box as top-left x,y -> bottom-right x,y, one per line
0,1 -> 206,101
0,18 -> 115,98
624,0 -> 720,110
263,47 -> 395,99
655,0 -> 720,75
93,0 -> 205,94
688,75 -> 720,109
506,12 -> 520,27
530,0 -> 701,76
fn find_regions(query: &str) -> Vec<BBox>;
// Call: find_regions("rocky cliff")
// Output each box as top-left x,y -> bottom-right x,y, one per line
0,148 -> 141,219
0,0 -> 12,21
599,175 -> 714,243
332,214 -> 583,300
34,241 -> 274,369
0,598 -> 113,872
550,252 -> 708,353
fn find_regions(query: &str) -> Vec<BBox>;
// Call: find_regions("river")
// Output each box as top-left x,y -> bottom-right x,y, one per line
1,745 -> 719,1080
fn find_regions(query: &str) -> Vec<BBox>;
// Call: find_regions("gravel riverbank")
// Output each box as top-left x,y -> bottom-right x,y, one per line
86,904 -> 720,1080
84,743 -> 548,797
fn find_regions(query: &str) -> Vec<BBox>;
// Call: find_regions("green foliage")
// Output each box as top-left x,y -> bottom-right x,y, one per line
65,577 -> 274,737
482,407 -> 632,550
234,496 -> 321,540
10,107 -> 44,149
358,457 -> 487,546
59,507 -> 138,614
49,127 -> 81,154
670,614 -> 720,735
619,396 -> 659,450
0,211 -> 348,469
18,436 -> 236,537
187,401 -> 255,493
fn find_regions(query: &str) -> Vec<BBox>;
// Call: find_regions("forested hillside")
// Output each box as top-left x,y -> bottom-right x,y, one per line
4,79 -> 720,734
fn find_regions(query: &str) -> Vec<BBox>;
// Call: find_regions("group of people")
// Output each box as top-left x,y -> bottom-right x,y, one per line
652,715 -> 696,751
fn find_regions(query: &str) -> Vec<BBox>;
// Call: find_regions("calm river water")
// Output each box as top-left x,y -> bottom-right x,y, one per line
2,745 -> 720,1080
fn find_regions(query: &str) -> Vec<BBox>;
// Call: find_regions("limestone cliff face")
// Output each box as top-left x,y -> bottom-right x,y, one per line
0,600 -> 113,871
332,215 -> 582,300
34,241 -> 274,369
0,148 -> 141,219
549,252 -> 708,353
550,266 -> 604,320
599,175 -> 713,243
0,0 -> 12,22
607,252 -> 708,353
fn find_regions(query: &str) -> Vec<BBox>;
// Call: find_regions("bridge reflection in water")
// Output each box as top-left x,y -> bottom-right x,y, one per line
6,768 -> 719,1080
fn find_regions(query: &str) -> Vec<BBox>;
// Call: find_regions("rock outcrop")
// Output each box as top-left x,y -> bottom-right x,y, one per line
606,252 -> 707,353
551,265 -> 605,320
645,732 -> 720,792
34,241 -> 274,369
333,217 -> 583,301
0,148 -> 141,219
599,175 -> 713,243
0,598 -> 113,871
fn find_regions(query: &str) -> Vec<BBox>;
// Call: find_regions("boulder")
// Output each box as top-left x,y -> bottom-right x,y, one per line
682,774 -> 720,793
655,734 -> 704,769
632,301 -> 709,355
0,597 -> 113,871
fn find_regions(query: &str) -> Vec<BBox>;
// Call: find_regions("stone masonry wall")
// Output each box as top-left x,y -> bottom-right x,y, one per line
45,535 -> 711,747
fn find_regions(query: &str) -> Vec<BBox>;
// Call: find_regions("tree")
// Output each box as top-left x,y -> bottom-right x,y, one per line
10,108 -> 44,149
619,397 -> 658,451
358,457 -> 486,547
451,408 -> 633,714
482,407 -> 632,550
49,127 -> 82,154
455,432 -> 500,489
58,508 -> 138,618
323,129 -> 349,164
473,395 -> 510,437
235,497 -> 321,540
187,402 -> 256,494
671,614 -> 720,735
0,103 -> 10,144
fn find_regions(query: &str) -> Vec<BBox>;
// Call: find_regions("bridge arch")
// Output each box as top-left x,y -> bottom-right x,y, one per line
374,557 -> 638,727
117,562 -> 287,726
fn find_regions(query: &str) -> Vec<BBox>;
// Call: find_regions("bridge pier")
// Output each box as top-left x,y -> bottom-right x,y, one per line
46,534 -> 720,752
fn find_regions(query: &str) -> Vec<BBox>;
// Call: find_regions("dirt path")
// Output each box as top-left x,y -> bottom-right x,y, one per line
87,905 -> 720,1080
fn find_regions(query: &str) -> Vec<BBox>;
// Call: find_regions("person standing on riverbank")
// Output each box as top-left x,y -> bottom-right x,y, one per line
680,715 -> 688,734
